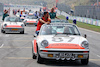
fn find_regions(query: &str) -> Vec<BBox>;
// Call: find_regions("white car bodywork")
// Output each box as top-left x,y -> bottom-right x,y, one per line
23,16 -> 38,26
1,17 -> 24,34
32,23 -> 89,65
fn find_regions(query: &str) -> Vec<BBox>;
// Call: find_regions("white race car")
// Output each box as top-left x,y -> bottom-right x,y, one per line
23,15 -> 38,26
32,23 -> 89,65
1,17 -> 24,34
29,11 -> 34,15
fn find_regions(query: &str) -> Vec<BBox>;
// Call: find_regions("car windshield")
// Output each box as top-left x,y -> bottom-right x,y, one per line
4,17 -> 22,22
26,16 -> 37,19
51,20 -> 68,23
40,24 -> 80,35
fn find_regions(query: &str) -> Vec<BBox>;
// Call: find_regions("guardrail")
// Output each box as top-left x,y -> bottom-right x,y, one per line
57,10 -> 100,26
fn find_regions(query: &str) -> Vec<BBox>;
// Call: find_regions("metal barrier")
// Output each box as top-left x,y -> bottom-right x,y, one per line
57,3 -> 71,14
75,6 -> 100,20
0,3 -> 4,16
57,10 -> 100,26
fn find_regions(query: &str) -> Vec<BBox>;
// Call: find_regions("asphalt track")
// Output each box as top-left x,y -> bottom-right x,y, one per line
0,8 -> 100,67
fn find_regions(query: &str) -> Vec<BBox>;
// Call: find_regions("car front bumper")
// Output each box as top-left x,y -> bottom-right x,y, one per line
39,48 -> 89,60
3,28 -> 24,33
26,23 -> 37,25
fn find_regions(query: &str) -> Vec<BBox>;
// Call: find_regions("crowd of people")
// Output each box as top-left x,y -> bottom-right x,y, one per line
35,8 -> 59,35
2,7 -> 59,35
2,9 -> 9,21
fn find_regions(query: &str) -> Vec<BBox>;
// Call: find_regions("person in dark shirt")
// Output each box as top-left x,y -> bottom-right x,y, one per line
2,11 -> 9,21
49,8 -> 59,19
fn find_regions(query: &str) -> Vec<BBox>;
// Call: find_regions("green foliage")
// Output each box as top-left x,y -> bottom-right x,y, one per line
57,15 -> 100,32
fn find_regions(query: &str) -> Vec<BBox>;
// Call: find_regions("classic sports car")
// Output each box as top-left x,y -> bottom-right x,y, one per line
51,19 -> 69,23
23,15 -> 38,26
1,17 -> 24,34
32,23 -> 89,65
29,11 -> 34,15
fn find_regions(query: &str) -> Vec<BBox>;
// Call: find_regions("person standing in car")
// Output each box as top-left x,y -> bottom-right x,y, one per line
35,12 -> 51,35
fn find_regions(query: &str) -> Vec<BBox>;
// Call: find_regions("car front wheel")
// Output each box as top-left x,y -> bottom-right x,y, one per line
1,30 -> 5,33
32,45 -> 36,59
81,58 -> 89,65
37,47 -> 44,64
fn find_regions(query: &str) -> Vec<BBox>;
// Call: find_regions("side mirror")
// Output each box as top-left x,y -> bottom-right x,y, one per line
84,34 -> 87,38
34,34 -> 37,37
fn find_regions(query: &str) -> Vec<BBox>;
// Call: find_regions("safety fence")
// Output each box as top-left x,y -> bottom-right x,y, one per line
75,6 -> 100,20
0,3 -> 4,16
57,10 -> 100,26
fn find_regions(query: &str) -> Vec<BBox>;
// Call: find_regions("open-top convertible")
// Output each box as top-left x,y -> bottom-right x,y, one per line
23,15 -> 38,26
32,23 -> 89,65
1,17 -> 24,34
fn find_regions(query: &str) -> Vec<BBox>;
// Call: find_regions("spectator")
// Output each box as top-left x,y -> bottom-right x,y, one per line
2,11 -> 9,21
49,8 -> 59,19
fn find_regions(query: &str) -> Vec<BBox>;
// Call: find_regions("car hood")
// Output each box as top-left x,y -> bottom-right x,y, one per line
3,22 -> 23,26
26,19 -> 37,21
37,35 -> 87,47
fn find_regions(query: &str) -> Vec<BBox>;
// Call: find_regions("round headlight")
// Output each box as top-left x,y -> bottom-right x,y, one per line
4,24 -> 7,27
41,40 -> 49,47
81,41 -> 89,49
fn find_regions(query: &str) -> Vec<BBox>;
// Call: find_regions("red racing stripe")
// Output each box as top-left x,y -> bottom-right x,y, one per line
27,21 -> 36,23
45,43 -> 85,49
6,25 -> 22,28
34,39 -> 37,53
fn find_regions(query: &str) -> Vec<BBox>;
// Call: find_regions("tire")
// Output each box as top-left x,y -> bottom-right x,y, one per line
35,25 -> 37,26
20,31 -> 24,34
81,58 -> 89,65
25,24 -> 26,26
37,46 -> 44,64
1,30 -> 5,33
32,45 -> 36,59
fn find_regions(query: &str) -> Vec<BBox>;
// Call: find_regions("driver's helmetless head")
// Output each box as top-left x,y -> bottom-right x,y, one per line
51,8 -> 54,12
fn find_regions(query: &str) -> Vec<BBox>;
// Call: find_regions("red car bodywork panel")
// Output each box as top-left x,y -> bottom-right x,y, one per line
33,39 -> 37,53
45,43 -> 85,49
6,25 -> 22,28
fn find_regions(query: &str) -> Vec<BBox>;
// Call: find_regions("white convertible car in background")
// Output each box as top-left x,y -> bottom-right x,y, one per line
32,23 -> 89,65
23,15 -> 38,26
1,17 -> 24,34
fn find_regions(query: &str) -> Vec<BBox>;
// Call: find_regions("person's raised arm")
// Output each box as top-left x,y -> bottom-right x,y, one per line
39,19 -> 50,24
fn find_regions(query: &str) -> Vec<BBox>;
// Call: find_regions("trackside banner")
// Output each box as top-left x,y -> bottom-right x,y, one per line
57,10 -> 100,26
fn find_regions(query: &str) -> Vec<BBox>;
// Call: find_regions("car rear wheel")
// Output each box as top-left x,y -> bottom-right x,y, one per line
81,57 -> 89,65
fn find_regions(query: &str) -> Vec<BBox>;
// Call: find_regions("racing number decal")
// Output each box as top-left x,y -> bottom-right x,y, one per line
68,37 -> 74,42
34,39 -> 37,53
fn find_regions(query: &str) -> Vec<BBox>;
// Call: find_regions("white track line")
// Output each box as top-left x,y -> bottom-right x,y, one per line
97,55 -> 100,58
5,35 -> 9,37
0,44 -> 4,48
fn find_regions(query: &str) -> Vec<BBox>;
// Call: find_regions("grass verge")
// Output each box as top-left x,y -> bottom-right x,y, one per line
57,15 -> 100,32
